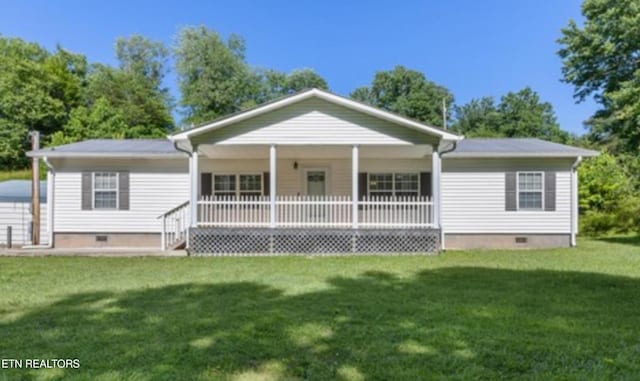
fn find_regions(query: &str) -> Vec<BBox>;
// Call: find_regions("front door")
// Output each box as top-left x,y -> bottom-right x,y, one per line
305,170 -> 327,220
306,170 -> 326,196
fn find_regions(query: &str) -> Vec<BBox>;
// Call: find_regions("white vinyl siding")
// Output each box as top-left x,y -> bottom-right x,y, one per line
441,158 -> 572,234
51,158 -> 189,233
195,98 -> 438,146
0,202 -> 48,246
47,155 -> 574,236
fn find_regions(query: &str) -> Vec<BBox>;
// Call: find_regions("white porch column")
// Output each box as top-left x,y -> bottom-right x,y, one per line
190,149 -> 199,227
352,144 -> 359,229
431,148 -> 441,228
270,144 -> 277,228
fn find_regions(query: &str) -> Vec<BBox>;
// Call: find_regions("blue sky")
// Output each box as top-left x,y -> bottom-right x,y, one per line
0,0 -> 596,134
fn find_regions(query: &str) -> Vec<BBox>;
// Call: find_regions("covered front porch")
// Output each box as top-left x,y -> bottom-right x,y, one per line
161,144 -> 443,253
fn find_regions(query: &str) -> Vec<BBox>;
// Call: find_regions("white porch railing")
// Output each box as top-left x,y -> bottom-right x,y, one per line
277,195 -> 352,228
198,195 -> 270,227
197,195 -> 434,229
159,201 -> 190,250
360,196 -> 434,228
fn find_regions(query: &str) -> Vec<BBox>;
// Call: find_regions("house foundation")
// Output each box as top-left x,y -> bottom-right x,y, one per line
189,227 -> 441,256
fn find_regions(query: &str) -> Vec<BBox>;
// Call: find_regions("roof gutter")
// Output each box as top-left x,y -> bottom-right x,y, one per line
445,152 -> 598,158
27,152 -> 185,159
173,141 -> 192,157
439,140 -> 458,156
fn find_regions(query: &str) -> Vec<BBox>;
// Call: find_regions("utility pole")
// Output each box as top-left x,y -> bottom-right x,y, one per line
442,98 -> 447,130
30,131 -> 40,245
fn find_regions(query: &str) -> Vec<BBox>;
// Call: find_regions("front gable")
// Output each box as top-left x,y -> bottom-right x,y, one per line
171,89 -> 461,148
191,97 -> 440,146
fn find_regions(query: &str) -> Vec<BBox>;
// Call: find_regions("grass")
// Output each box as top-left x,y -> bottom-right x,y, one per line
0,169 -> 31,182
1,237 -> 640,380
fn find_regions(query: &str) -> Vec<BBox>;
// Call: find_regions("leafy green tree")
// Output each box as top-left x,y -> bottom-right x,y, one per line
498,88 -> 570,143
52,35 -> 173,144
0,37 -> 85,168
452,97 -> 502,137
116,34 -> 168,87
350,66 -> 453,127
452,88 -> 571,143
578,153 -> 640,234
284,69 -> 328,92
245,68 -> 329,107
174,26 -> 252,124
82,64 -> 172,134
174,26 -> 329,123
49,98 -> 128,146
558,0 -> 640,153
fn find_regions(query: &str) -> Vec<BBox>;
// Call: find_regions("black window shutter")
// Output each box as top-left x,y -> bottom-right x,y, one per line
505,172 -> 517,211
544,172 -> 556,211
263,172 -> 270,196
81,171 -> 92,210
420,172 -> 432,198
201,173 -> 212,197
358,173 -> 368,200
118,171 -> 130,210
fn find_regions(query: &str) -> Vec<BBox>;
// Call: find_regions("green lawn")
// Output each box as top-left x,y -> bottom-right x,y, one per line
1,237 -> 640,381
0,169 -> 31,182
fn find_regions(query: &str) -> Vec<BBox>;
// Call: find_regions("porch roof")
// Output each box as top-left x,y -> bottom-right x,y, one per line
169,88 -> 463,144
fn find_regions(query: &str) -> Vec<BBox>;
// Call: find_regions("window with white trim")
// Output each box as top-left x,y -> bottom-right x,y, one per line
213,174 -> 262,198
93,172 -> 118,209
368,173 -> 419,197
518,172 -> 543,210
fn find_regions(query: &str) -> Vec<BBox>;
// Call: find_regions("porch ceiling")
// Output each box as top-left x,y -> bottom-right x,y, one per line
198,144 -> 434,159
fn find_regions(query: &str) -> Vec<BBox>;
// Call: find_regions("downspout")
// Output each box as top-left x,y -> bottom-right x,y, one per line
570,156 -> 583,247
22,156 -> 55,249
436,141 -> 458,251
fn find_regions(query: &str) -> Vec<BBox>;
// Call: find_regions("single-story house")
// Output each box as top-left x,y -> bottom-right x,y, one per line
0,180 -> 48,247
27,88 -> 598,254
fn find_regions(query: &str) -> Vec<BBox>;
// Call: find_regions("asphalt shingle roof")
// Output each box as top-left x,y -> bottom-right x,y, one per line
447,138 -> 598,157
28,139 -> 181,158
28,137 -> 598,158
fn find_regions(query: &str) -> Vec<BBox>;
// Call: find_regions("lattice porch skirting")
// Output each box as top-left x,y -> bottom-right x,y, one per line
188,227 -> 441,256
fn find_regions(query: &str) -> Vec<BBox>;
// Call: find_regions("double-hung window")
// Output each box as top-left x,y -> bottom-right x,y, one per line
93,172 -> 118,209
368,173 -> 394,197
518,172 -> 543,210
239,174 -> 262,197
394,173 -> 419,197
214,175 -> 236,197
213,174 -> 262,198
368,173 -> 419,197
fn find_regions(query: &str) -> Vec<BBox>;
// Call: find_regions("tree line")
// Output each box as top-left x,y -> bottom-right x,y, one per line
0,25 -> 570,170
558,0 -> 640,235
1,0 -> 639,235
